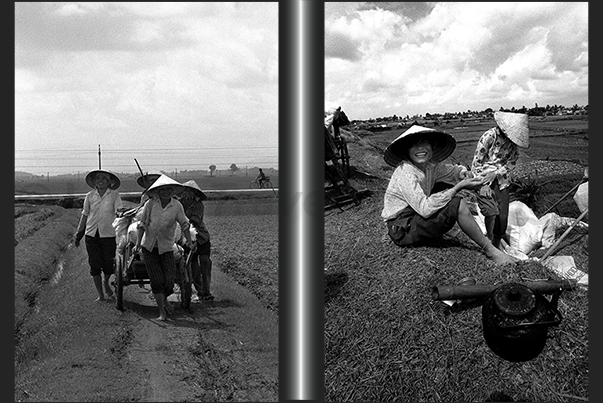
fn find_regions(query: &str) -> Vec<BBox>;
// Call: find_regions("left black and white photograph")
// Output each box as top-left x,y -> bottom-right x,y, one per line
15,2 -> 279,401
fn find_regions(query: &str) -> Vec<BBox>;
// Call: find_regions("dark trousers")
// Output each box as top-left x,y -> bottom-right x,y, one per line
85,234 -> 116,276
142,247 -> 176,295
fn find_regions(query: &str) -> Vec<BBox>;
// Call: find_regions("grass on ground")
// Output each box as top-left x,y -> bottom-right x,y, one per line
324,170 -> 588,402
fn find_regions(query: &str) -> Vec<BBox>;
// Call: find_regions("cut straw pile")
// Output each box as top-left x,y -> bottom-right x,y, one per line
324,177 -> 588,402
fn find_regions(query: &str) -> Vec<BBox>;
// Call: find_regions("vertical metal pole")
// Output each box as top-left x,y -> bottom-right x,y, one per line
279,1 -> 324,400
98,144 -> 101,169
279,1 -> 298,400
301,1 -> 324,399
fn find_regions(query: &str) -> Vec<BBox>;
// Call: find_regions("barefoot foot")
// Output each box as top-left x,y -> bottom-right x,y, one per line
486,246 -> 517,265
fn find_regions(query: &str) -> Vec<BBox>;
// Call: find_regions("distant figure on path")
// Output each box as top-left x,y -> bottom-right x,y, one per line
471,111 -> 530,249
381,125 -> 516,265
74,169 -> 124,302
256,168 -> 267,188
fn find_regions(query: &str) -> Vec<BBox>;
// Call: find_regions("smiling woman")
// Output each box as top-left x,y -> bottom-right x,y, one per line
381,125 -> 517,265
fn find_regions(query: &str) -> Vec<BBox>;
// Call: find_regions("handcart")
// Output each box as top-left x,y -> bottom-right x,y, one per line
113,211 -> 193,311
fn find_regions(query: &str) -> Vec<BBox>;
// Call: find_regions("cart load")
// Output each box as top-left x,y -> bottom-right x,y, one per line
111,209 -> 198,311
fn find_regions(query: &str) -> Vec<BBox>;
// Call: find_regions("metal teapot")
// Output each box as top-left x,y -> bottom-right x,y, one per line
482,282 -> 562,362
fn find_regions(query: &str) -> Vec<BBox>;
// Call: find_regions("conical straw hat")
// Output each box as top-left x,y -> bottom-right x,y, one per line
136,171 -> 162,189
145,174 -> 184,197
494,111 -> 529,148
85,169 -> 121,190
181,180 -> 207,201
384,125 -> 456,167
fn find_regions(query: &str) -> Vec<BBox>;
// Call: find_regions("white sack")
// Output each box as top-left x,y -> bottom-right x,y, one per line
506,201 -> 543,255
538,212 -> 563,249
573,182 -> 588,214
127,221 -> 139,246
542,256 -> 588,287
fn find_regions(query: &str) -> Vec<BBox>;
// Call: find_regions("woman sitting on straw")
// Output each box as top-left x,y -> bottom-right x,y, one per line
381,125 -> 516,265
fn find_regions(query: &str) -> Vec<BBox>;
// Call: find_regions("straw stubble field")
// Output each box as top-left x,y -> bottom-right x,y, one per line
324,116 -> 588,402
14,196 -> 278,402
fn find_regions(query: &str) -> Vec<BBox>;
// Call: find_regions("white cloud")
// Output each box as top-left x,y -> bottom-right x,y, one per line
15,2 -> 278,174
325,2 -> 588,120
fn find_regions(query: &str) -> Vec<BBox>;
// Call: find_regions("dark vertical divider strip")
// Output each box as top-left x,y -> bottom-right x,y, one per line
302,1 -> 325,400
279,1 -> 325,400
278,1 -> 299,400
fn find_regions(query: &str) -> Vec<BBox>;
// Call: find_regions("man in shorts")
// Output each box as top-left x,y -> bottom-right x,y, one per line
74,169 -> 124,301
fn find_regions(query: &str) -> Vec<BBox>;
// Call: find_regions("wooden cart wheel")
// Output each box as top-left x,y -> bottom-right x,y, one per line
180,254 -> 193,309
337,138 -> 350,177
181,280 -> 192,309
116,244 -> 128,311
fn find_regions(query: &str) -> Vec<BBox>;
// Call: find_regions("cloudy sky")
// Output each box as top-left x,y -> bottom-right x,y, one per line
325,2 -> 588,121
15,2 -> 278,176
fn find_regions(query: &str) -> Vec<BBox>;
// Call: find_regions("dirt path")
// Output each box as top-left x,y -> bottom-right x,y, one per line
120,266 -> 280,402
14,211 -> 279,402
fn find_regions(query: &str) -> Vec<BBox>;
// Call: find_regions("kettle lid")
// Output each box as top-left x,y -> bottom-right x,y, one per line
493,283 -> 536,316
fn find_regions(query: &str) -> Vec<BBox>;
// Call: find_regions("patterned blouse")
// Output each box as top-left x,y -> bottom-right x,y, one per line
471,127 -> 519,190
381,161 -> 469,220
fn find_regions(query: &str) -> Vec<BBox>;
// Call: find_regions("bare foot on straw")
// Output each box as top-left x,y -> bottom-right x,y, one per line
485,245 -> 517,265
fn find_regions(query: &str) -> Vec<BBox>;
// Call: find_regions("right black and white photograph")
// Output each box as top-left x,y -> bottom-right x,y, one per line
324,2 -> 588,402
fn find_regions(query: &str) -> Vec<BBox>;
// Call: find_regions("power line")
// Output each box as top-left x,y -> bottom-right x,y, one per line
15,155 -> 278,161
15,145 -> 278,153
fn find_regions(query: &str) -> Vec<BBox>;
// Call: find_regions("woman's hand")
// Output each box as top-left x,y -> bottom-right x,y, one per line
479,185 -> 493,197
481,170 -> 497,184
456,177 -> 484,192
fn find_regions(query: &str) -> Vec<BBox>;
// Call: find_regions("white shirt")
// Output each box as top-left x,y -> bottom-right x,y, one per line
138,197 -> 191,254
82,188 -> 123,237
